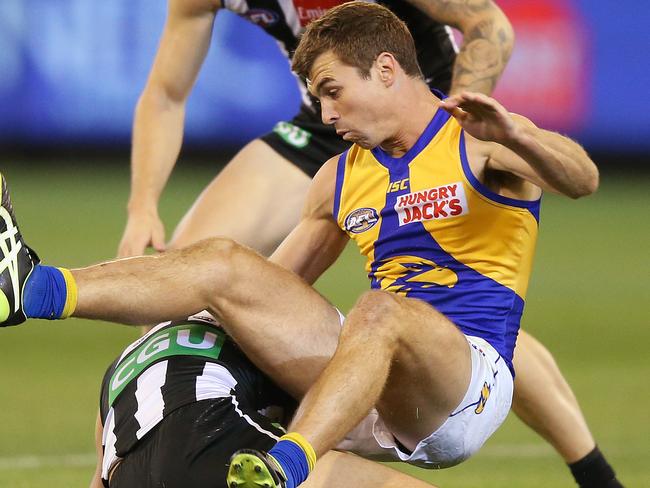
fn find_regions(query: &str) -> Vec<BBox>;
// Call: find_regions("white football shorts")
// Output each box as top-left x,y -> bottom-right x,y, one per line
338,335 -> 514,468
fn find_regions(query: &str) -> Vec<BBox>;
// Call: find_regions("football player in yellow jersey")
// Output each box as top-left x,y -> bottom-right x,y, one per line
222,4 -> 607,486
233,4 -> 617,485
0,3 -> 621,486
113,0 -> 619,484
114,0 -> 620,484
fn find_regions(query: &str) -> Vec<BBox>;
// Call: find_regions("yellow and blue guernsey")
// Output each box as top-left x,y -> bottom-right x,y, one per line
333,107 -> 541,375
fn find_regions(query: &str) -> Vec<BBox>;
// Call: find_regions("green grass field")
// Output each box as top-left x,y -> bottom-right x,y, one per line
0,161 -> 648,487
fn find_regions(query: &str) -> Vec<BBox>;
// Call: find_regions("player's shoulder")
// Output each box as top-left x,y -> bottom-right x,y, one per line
312,155 -> 341,186
304,155 -> 342,217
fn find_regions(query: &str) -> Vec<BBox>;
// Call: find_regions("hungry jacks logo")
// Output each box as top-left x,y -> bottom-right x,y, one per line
395,182 -> 468,226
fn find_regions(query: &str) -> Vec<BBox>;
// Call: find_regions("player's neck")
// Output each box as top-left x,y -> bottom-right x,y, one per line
378,85 -> 440,158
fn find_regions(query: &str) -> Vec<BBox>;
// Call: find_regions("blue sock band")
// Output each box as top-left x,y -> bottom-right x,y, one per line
23,265 -> 67,319
268,439 -> 310,488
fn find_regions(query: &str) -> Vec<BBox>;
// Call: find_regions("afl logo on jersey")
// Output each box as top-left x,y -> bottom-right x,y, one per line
244,9 -> 279,27
345,207 -> 379,234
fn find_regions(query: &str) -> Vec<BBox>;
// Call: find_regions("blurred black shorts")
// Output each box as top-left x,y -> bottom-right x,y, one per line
260,103 -> 349,178
108,398 -> 285,488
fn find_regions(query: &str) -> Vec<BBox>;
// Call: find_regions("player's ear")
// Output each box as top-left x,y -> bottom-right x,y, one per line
375,52 -> 396,87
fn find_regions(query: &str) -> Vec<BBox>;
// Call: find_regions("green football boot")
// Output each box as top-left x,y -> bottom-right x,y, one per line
0,174 -> 39,326
227,449 -> 287,488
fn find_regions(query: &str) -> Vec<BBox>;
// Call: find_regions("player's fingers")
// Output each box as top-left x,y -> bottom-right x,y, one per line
438,100 -> 456,113
117,239 -> 145,258
439,97 -> 468,119
440,93 -> 468,108
117,233 -> 135,258
116,245 -> 129,259
460,93 -> 504,115
455,91 -> 494,109
117,225 -> 152,257
150,227 -> 167,253
440,104 -> 468,122
457,101 -> 501,122
459,91 -> 492,104
117,243 -> 136,259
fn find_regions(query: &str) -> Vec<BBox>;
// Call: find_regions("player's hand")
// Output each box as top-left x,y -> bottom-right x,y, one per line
439,92 -> 521,146
117,208 -> 166,258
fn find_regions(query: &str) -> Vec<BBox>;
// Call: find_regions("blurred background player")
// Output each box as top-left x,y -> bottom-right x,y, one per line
118,0 -> 512,257
113,1 -> 620,486
90,311 -> 438,488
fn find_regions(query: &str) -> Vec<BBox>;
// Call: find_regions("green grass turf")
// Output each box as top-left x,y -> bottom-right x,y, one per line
0,161 -> 648,487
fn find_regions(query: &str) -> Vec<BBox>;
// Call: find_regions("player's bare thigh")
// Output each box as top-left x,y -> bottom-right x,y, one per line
194,239 -> 342,399
348,291 -> 472,449
74,237 -> 341,399
170,139 -> 312,255
304,450 -> 437,488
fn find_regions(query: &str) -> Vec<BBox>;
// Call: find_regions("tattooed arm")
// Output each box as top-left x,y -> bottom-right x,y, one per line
405,0 -> 514,95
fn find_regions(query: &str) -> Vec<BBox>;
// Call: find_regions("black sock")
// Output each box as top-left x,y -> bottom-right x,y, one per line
568,446 -> 623,488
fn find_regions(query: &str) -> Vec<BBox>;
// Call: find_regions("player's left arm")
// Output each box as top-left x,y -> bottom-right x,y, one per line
441,92 -> 599,198
404,0 -> 514,95
271,157 -> 349,284
89,411 -> 104,488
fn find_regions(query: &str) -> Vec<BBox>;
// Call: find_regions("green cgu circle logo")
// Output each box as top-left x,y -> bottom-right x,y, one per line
108,323 -> 226,406
345,207 -> 379,234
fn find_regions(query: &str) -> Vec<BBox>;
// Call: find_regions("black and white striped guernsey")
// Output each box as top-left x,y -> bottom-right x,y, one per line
99,312 -> 291,482
222,0 -> 458,104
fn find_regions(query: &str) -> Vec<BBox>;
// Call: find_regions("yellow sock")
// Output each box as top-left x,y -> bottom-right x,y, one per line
58,268 -> 77,318
280,432 -> 317,471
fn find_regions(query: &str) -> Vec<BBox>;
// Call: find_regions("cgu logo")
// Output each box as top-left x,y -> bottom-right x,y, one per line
345,207 -> 379,234
375,255 -> 458,294
111,327 -> 219,392
244,9 -> 280,27
474,382 -> 492,414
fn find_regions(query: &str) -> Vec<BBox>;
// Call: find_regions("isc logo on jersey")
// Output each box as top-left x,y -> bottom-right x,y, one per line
345,207 -> 379,234
395,182 -> 468,226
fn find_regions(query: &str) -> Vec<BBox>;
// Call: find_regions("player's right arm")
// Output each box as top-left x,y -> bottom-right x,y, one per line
118,0 -> 221,257
440,92 -> 598,198
271,157 -> 349,284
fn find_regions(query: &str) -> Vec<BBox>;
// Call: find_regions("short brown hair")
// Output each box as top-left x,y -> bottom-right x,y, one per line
292,2 -> 422,81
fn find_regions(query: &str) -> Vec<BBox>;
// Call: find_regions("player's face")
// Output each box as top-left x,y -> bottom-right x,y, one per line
308,51 -> 393,149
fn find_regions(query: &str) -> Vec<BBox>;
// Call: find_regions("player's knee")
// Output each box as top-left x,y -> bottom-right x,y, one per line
183,237 -> 248,289
354,290 -> 402,319
347,290 -> 403,339
353,291 -> 457,345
